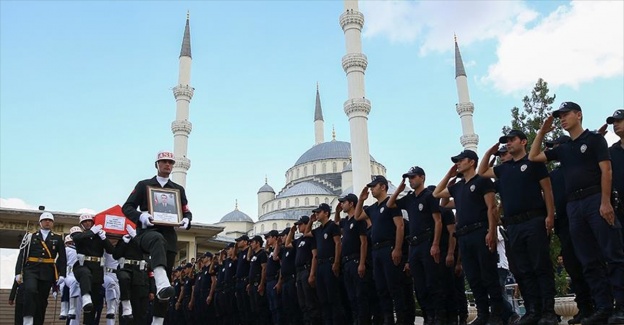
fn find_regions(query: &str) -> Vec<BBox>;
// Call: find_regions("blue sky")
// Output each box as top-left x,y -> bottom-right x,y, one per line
1,0 -> 622,231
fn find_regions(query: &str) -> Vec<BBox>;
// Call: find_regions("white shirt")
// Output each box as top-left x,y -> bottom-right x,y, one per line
156,176 -> 169,187
496,226 -> 509,270
40,229 -> 50,241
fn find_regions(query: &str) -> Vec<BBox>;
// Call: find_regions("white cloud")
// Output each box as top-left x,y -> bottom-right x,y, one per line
0,198 -> 37,210
360,1 -> 623,93
77,208 -> 96,214
0,249 -> 19,289
484,1 -> 624,93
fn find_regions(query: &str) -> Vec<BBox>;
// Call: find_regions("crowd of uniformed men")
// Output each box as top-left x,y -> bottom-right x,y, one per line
10,104 -> 624,325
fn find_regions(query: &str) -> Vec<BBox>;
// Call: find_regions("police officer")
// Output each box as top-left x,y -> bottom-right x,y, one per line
197,252 -> 216,323
15,212 -> 67,325
122,150 -> 193,325
303,204 -> 345,325
176,263 -> 195,325
334,193 -> 371,325
220,243 -> 239,325
530,102 -> 624,325
213,249 -> 227,324
388,167 -> 444,325
277,227 -> 303,325
433,150 -> 504,325
432,198 -> 460,325
287,215 -> 322,325
168,266 -> 184,324
247,235 -> 271,325
480,129 -> 557,325
264,230 -> 283,325
113,224 -> 150,324
234,235 -> 253,325
102,250 -> 120,325
354,176 -> 407,325
71,213 -> 114,324
606,109 -> 624,235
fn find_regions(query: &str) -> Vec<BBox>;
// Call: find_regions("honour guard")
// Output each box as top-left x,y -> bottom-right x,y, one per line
122,150 -> 193,325
103,250 -> 121,325
71,213 -> 114,324
65,227 -> 83,325
14,211 -> 67,325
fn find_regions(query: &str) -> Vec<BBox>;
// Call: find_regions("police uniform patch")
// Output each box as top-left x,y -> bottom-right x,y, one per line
251,256 -> 257,262
520,164 -> 527,172
418,203 -> 424,211
380,207 -> 385,213
470,185 -> 476,192
350,223 -> 354,229
229,263 -> 232,267
299,241 -> 305,247
243,254 -> 246,259
286,252 -> 290,257
323,233 -> 328,239
580,144 -> 587,153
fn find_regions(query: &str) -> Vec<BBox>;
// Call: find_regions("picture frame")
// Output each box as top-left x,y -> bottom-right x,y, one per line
147,187 -> 183,226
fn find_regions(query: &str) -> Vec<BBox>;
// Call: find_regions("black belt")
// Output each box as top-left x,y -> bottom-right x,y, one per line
455,222 -> 486,237
567,185 -> 601,202
504,209 -> 546,226
266,274 -> 279,281
235,276 -> 248,283
407,229 -> 433,246
372,241 -> 393,250
341,254 -> 360,264
281,273 -> 296,281
296,264 -> 311,272
317,257 -> 334,264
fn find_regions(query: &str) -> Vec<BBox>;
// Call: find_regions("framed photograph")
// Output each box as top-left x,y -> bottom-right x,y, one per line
147,187 -> 182,226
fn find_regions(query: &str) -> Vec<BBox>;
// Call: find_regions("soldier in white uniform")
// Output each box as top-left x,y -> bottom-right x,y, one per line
103,251 -> 121,325
64,227 -> 83,325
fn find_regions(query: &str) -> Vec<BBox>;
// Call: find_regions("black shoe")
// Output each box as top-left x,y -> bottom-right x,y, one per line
157,286 -> 175,301
581,308 -> 612,325
569,308 -> 593,325
608,306 -> 624,325
83,303 -> 93,313
122,314 -> 134,320
537,312 -> 559,325
59,315 -> 67,320
68,314 -> 76,320
470,315 -> 489,325
508,313 -> 521,324
515,312 -> 540,325
486,314 -> 503,325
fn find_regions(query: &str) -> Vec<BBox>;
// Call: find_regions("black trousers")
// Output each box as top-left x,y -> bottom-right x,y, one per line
296,268 -> 321,325
21,268 -> 53,324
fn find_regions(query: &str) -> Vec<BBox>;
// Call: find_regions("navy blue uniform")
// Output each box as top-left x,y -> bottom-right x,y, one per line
294,236 -> 321,325
265,248 -> 283,325
365,197 -> 407,322
218,257 -> 238,325
194,265 -> 216,323
181,275 -> 194,325
235,249 -> 252,325
449,175 -> 503,319
311,221 -> 345,325
610,140 -> 624,235
339,216 -> 371,324
494,155 -> 556,317
279,245 -> 302,325
545,129 -> 624,311
248,249 -> 270,325
396,188 -> 444,321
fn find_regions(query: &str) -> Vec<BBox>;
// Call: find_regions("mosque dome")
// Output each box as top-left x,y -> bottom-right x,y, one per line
219,208 -> 253,223
276,181 -> 333,198
293,140 -> 376,167
258,183 -> 275,194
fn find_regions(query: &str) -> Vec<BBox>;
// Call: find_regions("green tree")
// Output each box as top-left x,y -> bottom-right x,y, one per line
502,78 -> 564,151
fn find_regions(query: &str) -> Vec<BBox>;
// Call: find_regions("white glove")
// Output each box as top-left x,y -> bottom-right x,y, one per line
122,234 -> 132,244
98,230 -> 107,240
52,291 -> 57,299
90,225 -> 103,234
15,274 -> 21,284
57,276 -> 65,286
140,213 -> 154,229
179,218 -> 190,230
126,224 -> 137,238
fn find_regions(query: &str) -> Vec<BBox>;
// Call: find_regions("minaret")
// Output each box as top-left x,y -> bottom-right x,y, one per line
314,83 -> 324,145
171,12 -> 194,187
454,36 -> 479,152
340,0 -> 372,194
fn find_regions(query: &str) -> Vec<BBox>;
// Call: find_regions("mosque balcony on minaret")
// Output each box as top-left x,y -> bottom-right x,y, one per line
342,53 -> 368,73
455,102 -> 475,116
174,156 -> 191,170
171,120 -> 193,135
173,84 -> 195,100
460,134 -> 479,148
344,98 -> 371,118
339,10 -> 364,30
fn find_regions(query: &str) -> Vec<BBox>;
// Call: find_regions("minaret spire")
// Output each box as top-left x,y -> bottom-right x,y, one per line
341,0 -> 372,198
454,36 -> 478,152
171,14 -> 194,187
314,83 -> 325,145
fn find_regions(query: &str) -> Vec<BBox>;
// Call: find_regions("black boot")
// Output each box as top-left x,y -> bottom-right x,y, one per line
581,307 -> 612,325
383,313 -> 395,325
423,314 -> 435,325
458,313 -> 468,325
515,305 -> 541,325
447,312 -> 459,325
470,314 -> 489,325
487,304 -> 503,325
569,304 -> 593,325
538,299 -> 559,325
436,310 -> 448,325
608,305 -> 624,325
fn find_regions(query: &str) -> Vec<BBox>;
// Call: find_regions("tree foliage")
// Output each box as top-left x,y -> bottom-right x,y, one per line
502,78 -> 564,152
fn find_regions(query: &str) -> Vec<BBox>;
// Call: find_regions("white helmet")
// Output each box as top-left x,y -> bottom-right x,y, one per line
79,214 -> 93,225
39,212 -> 54,222
64,235 -> 73,243
155,150 -> 176,163
69,226 -> 82,234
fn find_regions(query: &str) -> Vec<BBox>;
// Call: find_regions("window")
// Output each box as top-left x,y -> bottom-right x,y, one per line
313,165 -> 316,175
305,197 -> 309,205
261,224 -> 265,232
322,163 -> 326,173
343,162 -> 347,168
332,162 -> 337,172
278,201 -> 282,209
286,222 -> 290,228
315,197 -> 319,205
295,198 -> 299,206
296,169 -> 299,178
324,197 -> 329,204
272,223 -> 277,230
304,166 -> 307,177
286,199 -> 290,208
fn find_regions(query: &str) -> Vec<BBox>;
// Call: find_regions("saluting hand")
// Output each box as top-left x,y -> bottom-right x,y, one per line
487,142 -> 500,155
447,164 -> 458,178
359,186 -> 369,201
397,178 -> 406,193
539,115 -> 555,135
597,123 -> 608,136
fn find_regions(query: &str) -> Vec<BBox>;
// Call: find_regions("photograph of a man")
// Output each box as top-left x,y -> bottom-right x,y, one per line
153,193 -> 177,214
